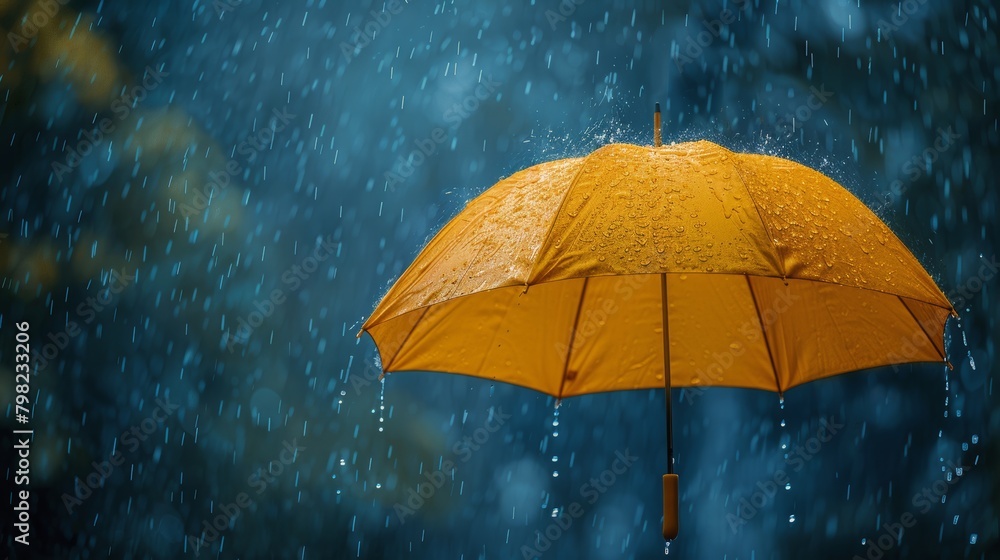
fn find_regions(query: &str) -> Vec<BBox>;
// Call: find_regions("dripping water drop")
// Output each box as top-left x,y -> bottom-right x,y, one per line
551,402 -> 561,476
378,375 -> 386,433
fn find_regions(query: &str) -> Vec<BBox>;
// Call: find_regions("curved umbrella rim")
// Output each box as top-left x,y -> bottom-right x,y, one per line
360,270 -> 957,334
360,341 -> 952,399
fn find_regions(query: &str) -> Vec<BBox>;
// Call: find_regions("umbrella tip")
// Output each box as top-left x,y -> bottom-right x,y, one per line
654,103 -> 662,147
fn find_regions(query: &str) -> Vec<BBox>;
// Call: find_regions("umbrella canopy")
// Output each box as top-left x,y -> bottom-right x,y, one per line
362,140 -> 955,396
360,128 -> 956,543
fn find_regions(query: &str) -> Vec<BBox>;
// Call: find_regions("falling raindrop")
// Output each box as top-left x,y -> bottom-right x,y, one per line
943,365 -> 950,421
789,514 -> 796,524
785,482 -> 792,490
551,402 -> 561,477
552,400 -> 561,438
778,394 -> 788,453
378,374 -> 386,433
664,540 -> 671,555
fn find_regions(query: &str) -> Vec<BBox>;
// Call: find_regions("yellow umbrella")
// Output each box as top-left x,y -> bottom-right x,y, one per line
359,105 -> 956,542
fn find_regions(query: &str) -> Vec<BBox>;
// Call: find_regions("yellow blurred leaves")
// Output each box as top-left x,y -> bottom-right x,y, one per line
4,0 -> 125,108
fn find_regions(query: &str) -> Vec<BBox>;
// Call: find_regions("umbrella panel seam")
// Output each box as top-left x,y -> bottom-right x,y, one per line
897,295 -> 947,363
525,157 -> 591,286
557,277 -> 589,399
745,274 -> 784,395
725,152 -> 788,279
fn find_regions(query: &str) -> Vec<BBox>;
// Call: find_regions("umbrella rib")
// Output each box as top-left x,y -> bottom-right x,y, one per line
726,154 -> 788,279
745,274 -> 783,395
383,305 -> 432,372
556,277 -> 589,399
897,295 -> 947,362
524,159 -> 590,285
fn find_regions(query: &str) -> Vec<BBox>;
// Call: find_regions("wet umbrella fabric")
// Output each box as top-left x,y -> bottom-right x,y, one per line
360,138 -> 955,541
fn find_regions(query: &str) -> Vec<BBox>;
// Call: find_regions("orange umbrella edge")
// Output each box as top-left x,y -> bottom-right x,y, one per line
359,357 -> 954,400
359,270 -> 956,336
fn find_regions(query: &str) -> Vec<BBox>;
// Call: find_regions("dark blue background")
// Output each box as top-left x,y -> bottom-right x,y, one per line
1,0 -> 996,558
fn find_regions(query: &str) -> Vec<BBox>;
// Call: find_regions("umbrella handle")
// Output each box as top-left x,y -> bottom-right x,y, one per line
662,473 -> 679,541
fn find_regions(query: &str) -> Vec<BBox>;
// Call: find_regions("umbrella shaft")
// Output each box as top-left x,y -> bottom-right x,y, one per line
666,395 -> 674,474
660,273 -> 674,475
